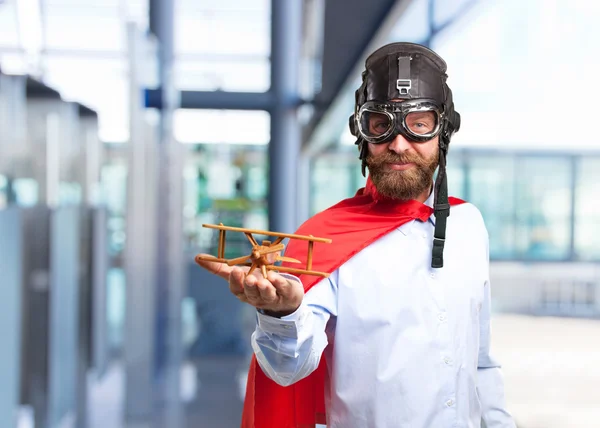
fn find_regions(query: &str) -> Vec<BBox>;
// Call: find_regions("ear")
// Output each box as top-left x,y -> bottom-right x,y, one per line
452,111 -> 461,133
349,114 -> 357,136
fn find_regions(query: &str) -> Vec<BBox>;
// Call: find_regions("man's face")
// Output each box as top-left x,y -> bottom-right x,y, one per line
366,129 -> 439,201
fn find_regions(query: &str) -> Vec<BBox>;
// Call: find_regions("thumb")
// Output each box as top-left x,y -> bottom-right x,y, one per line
194,253 -> 233,281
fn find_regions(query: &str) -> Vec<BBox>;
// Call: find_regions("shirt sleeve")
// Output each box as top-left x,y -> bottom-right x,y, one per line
250,271 -> 338,387
477,234 -> 517,427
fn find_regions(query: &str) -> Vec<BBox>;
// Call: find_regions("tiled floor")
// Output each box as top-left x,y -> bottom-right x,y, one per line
86,357 -> 247,428
490,314 -> 600,428
184,356 -> 247,428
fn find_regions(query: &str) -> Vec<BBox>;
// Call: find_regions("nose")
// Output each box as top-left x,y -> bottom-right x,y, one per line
387,133 -> 413,154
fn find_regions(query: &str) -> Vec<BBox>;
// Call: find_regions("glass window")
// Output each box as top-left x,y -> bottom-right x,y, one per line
175,0 -> 271,92
44,6 -> 125,52
245,165 -> 268,201
514,157 -> 572,260
176,11 -> 270,57
42,56 -> 129,142
107,267 -> 126,351
0,174 -> 7,208
353,162 -> 367,193
0,52 -> 28,75
174,109 -> 270,145
101,161 -> 127,256
387,0 -> 431,44
11,178 -> 39,206
311,154 -> 357,215
466,154 -> 516,259
445,150 -> 467,200
182,144 -> 268,253
575,157 -> 600,260
175,58 -> 270,92
433,0 -> 476,28
0,2 -> 21,46
431,0 -> 600,152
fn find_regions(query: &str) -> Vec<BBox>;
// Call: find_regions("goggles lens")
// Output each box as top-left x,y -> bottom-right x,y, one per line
405,110 -> 438,135
360,111 -> 393,139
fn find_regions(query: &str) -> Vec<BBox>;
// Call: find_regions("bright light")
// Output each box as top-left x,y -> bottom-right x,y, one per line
174,109 -> 270,145
340,126 -> 356,145
16,0 -> 43,72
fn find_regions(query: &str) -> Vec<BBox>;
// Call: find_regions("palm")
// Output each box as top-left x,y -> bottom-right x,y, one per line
195,252 -> 304,314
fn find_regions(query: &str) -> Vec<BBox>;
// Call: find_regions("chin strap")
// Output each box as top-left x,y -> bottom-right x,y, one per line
358,139 -> 368,176
431,138 -> 450,268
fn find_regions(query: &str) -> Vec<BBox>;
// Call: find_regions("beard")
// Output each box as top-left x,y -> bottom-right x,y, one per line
366,148 -> 439,200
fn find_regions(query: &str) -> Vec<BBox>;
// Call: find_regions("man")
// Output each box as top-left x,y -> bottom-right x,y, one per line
197,42 -> 515,428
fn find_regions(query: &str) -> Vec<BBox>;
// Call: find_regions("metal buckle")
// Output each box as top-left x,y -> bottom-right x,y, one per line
396,79 -> 411,95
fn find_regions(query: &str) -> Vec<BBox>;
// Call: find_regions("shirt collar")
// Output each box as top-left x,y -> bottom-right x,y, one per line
424,187 -> 434,208
398,187 -> 436,235
423,186 -> 436,226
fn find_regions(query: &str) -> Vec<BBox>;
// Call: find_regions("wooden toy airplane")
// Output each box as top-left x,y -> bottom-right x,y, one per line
195,223 -> 332,278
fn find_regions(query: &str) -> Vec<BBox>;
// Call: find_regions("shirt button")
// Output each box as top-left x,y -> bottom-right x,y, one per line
446,399 -> 454,407
438,313 -> 447,322
443,356 -> 453,365
429,272 -> 436,279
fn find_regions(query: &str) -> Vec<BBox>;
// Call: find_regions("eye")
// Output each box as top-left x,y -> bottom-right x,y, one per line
364,111 -> 391,136
372,121 -> 388,131
406,111 -> 437,134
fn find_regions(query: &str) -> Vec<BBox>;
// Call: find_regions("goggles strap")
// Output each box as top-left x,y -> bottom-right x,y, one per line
432,143 -> 450,268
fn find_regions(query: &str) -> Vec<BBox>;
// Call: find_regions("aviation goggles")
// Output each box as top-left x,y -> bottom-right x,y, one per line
355,98 -> 445,144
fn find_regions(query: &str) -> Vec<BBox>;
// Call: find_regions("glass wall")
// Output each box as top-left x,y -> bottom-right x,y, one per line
466,154 -> 517,259
311,147 -> 600,262
514,157 -> 572,260
311,152 -> 362,215
183,143 -> 269,256
575,157 -> 600,261
100,146 -> 128,354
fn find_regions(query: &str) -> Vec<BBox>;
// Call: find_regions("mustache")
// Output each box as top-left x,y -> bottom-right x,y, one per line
366,151 -> 424,167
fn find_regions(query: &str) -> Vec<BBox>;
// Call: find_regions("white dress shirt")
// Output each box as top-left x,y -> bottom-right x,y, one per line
251,193 -> 516,428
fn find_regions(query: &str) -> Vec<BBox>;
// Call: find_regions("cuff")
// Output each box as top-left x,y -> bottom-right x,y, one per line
257,303 -> 307,338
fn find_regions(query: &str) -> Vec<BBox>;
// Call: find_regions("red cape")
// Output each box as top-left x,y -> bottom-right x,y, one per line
241,177 -> 465,427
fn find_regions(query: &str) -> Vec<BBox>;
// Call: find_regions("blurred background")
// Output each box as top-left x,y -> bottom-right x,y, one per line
0,0 -> 599,427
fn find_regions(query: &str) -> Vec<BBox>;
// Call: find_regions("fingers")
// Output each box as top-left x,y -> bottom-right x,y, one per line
267,271 -> 296,297
233,271 -> 276,308
229,267 -> 246,299
225,266 -> 298,310
242,276 -> 275,306
196,254 -> 281,308
255,277 -> 277,303
230,267 -> 274,306
195,254 -> 233,280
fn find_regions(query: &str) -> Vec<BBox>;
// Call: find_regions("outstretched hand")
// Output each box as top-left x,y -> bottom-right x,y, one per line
195,254 -> 304,316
